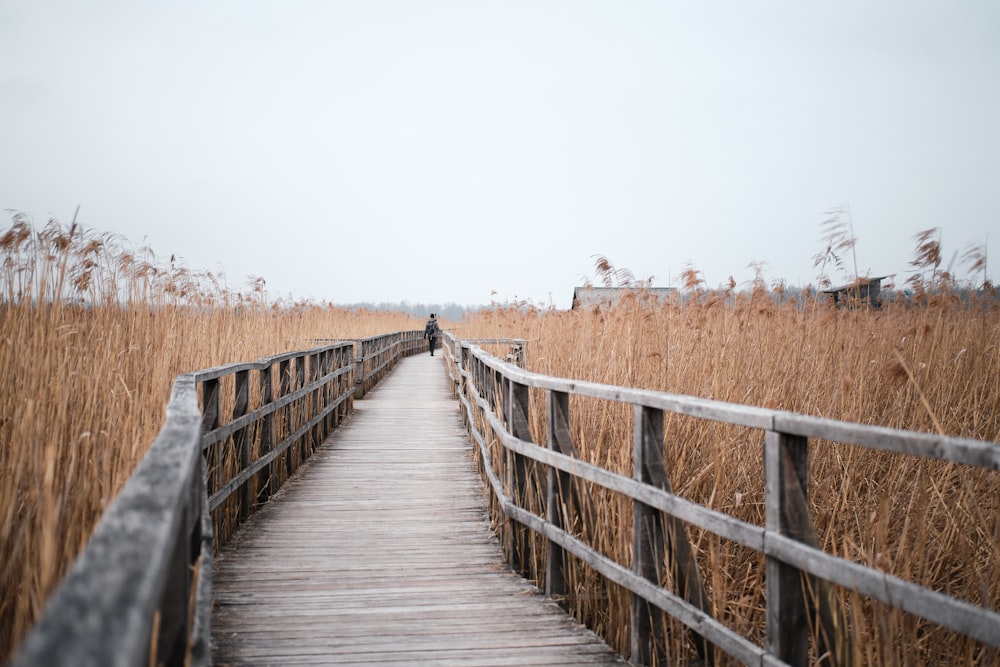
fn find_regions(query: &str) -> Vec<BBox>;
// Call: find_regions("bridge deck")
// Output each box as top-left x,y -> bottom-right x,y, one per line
211,353 -> 624,666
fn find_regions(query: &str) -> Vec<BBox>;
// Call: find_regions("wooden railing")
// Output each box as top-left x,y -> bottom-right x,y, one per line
10,332 -> 424,667
354,331 -> 426,395
442,333 -> 1000,667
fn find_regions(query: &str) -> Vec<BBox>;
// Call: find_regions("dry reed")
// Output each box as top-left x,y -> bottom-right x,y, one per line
458,286 -> 999,665
0,215 -> 425,661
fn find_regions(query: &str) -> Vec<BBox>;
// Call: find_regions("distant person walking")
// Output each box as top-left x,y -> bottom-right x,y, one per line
423,313 -> 440,356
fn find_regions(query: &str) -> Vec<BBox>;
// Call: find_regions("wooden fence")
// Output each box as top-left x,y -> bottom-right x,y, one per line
10,332 -> 424,667
442,333 -> 1000,666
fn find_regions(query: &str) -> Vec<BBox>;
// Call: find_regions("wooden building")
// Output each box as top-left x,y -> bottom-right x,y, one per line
821,276 -> 888,308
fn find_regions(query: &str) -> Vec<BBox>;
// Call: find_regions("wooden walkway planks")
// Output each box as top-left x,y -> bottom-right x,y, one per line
212,353 -> 625,666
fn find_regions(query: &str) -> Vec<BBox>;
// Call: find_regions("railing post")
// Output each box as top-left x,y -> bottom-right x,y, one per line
258,363 -> 275,504
632,403 -> 715,664
339,345 -> 352,422
765,430 -> 810,665
156,468 -> 200,666
460,346 -> 470,427
319,350 -> 329,431
507,377 -> 534,580
309,352 -> 322,447
201,378 -> 221,508
353,339 -> 364,397
234,369 -> 251,522
765,430 -> 848,666
295,354 -> 307,461
279,358 -> 293,477
545,390 -> 571,601
632,405 -> 667,666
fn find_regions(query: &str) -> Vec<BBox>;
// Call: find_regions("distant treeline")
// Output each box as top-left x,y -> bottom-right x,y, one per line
343,302 -> 488,320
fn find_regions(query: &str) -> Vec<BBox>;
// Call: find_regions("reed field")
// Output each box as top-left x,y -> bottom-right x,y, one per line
0,215 -> 426,661
3,213 -> 998,665
456,281 -> 1000,665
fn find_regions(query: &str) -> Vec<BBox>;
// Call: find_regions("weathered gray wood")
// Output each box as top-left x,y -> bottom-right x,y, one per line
503,502 -> 772,666
279,357 -> 292,477
212,354 -> 624,666
308,351 -> 322,448
774,412 -> 1000,471
545,390 -> 572,601
484,400 -> 767,550
206,390 -> 353,511
10,377 -> 206,667
257,363 -> 274,504
640,406 -> 715,665
353,332 -> 424,392
765,430 -> 810,666
452,366 -> 770,664
498,408 -> 1000,652
506,378 -> 534,580
631,405 -> 667,666
189,342 -> 353,384
199,366 -> 354,450
450,334 -> 1000,666
763,532 -> 1000,648
234,369 -> 251,521
461,341 -> 775,429
201,377 -> 221,504
775,439 -> 849,667
461,341 -> 1000,473
294,354 -> 307,460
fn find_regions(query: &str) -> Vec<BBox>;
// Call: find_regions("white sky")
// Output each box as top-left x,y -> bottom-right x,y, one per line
2,1 -> 998,309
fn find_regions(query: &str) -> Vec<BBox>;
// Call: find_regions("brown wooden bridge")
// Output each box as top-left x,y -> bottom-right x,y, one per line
211,352 -> 623,665
11,331 -> 1000,667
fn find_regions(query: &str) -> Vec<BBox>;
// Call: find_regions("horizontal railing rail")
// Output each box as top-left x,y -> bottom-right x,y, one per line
442,332 -> 1000,667
11,332 -> 424,667
308,331 -> 425,396
353,331 -> 425,395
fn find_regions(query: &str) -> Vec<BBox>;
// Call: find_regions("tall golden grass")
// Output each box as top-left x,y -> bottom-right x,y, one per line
457,283 -> 999,664
0,215 -> 425,661
4,211 -> 997,664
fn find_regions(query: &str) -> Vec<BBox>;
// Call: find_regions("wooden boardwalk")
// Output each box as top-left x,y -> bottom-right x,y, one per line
212,353 -> 625,666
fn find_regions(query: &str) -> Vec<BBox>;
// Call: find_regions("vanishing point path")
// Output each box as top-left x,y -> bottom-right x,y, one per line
211,353 -> 625,666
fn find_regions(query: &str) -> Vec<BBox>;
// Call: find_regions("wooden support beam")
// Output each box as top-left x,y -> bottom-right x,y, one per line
279,358 -> 292,477
632,405 -> 716,665
257,364 -> 274,504
507,378 -> 534,580
233,369 -> 250,522
631,405 -> 668,666
545,390 -> 572,600
765,430 -> 811,666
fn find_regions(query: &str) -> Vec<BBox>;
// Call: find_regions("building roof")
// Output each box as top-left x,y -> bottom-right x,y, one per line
820,276 -> 889,294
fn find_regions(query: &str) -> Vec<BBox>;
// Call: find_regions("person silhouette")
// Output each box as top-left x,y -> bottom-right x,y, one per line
423,313 -> 440,356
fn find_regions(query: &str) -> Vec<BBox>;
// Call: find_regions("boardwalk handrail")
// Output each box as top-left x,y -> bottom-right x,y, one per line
307,331 -> 425,395
11,332 -> 424,667
442,333 -> 1000,666
353,331 -> 426,394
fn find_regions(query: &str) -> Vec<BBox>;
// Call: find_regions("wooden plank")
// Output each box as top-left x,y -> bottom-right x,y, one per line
774,412 -> 1000,471
212,354 -> 624,666
462,342 -> 1000,471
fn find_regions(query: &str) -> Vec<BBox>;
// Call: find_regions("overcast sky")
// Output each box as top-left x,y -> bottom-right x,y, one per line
2,2 -> 997,308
